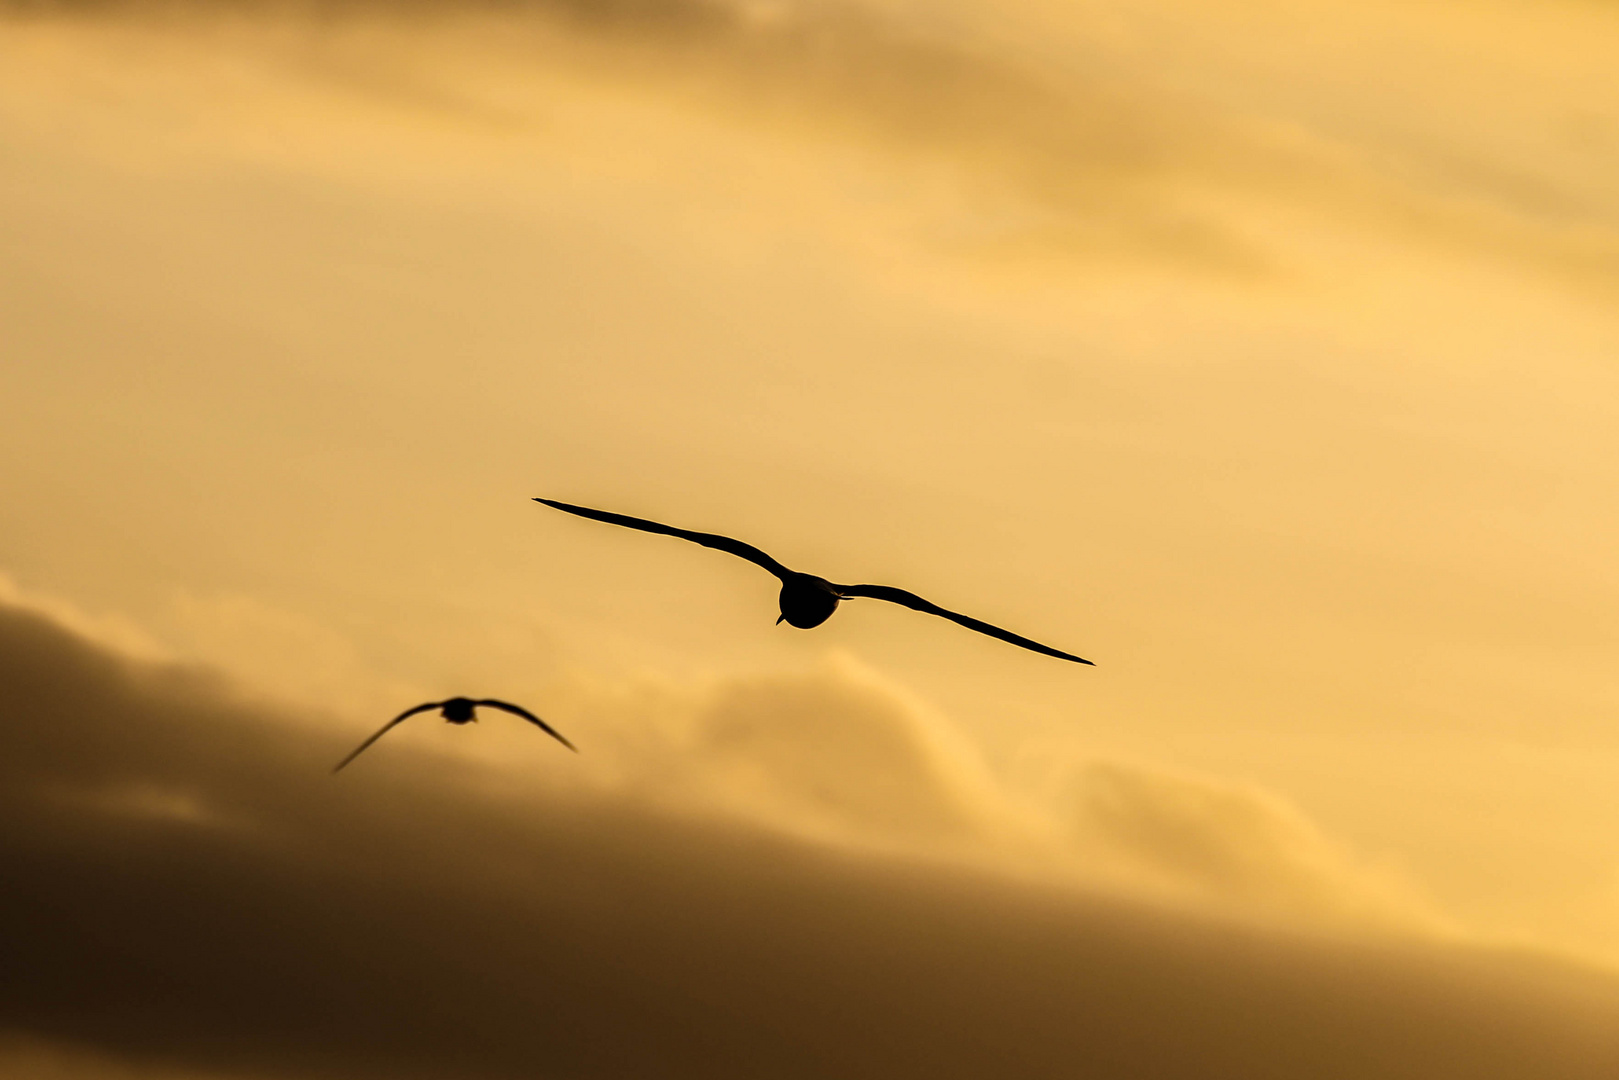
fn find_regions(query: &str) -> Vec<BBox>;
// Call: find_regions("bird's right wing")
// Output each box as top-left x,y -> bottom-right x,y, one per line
332,702 -> 440,773
476,699 -> 579,753
835,583 -> 1094,665
535,498 -> 792,581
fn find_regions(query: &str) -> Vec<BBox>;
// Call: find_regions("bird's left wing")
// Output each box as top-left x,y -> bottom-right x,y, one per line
476,699 -> 579,752
333,701 -> 441,772
834,583 -> 1094,665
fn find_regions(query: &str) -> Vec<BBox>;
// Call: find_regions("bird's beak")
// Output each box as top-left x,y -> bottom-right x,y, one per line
776,614 -> 785,625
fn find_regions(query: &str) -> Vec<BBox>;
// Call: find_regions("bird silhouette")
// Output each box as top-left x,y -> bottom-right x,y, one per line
535,498 -> 1092,665
333,697 -> 576,772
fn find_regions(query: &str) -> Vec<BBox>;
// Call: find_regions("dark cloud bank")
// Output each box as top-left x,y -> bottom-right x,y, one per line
4,601 -> 1619,1080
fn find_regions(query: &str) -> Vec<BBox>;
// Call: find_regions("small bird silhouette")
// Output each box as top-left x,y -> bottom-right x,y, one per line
535,498 -> 1092,665
333,697 -> 577,772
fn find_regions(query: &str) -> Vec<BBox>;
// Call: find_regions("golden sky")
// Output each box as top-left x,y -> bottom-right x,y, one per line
3,0 -> 1619,1076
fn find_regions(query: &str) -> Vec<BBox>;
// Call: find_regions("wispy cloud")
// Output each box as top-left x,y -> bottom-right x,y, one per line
7,0 -> 1607,284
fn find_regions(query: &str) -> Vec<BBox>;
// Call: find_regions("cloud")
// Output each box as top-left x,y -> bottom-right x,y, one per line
0,1035 -> 245,1080
11,0 -> 1613,286
1060,757 -> 1445,929
564,654 -> 1017,843
534,654 -> 1441,929
0,0 -> 1267,272
687,658 -> 1006,834
5,597 -> 1619,1079
0,572 -> 167,662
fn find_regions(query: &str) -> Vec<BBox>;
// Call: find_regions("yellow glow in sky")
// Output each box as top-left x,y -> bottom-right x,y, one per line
3,0 -> 1619,1075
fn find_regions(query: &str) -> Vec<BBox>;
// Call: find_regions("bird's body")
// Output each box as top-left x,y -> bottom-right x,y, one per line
778,573 -> 844,629
334,696 -> 575,772
535,498 -> 1093,665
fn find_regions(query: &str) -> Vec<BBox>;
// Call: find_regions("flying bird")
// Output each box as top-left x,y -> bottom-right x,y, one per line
535,498 -> 1093,665
334,697 -> 577,772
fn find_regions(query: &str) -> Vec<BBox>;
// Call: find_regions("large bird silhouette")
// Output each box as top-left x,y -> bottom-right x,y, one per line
535,498 -> 1092,665
334,697 -> 576,772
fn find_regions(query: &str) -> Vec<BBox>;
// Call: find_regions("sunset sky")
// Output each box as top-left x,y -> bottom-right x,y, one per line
4,0 -> 1619,1076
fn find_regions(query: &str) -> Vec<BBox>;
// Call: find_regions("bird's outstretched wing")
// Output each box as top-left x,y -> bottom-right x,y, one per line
834,584 -> 1093,665
475,699 -> 579,753
535,499 -> 792,581
333,701 -> 442,772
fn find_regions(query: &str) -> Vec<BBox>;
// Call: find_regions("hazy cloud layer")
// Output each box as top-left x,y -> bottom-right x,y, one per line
5,0 -> 1613,282
6,600 -> 1619,1080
